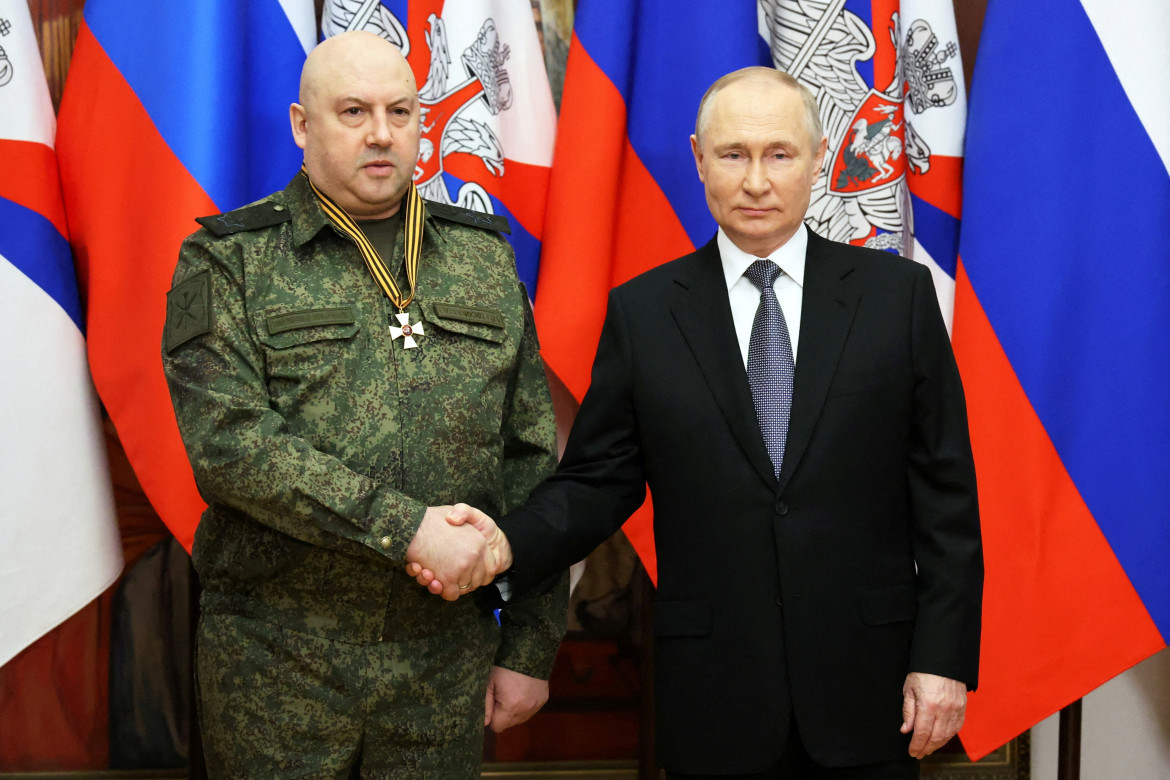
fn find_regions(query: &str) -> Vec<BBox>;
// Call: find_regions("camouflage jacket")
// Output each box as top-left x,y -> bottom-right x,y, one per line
162,174 -> 566,679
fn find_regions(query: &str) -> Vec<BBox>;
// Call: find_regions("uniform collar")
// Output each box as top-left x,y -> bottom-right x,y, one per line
283,173 -> 444,248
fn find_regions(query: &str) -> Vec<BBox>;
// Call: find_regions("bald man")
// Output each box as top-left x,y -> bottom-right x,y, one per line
162,32 -> 566,777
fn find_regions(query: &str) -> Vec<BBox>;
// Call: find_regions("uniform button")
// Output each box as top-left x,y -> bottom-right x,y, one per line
272,204 -> 286,212
379,536 -> 392,549
776,500 -> 788,516
775,594 -> 783,607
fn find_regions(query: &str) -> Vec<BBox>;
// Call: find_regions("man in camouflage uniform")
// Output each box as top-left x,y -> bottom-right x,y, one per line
162,31 -> 566,777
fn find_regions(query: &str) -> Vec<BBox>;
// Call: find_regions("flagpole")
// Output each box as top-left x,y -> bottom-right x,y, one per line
1056,699 -> 1082,780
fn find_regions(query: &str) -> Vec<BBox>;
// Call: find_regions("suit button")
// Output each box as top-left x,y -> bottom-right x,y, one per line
775,594 -> 783,607
379,536 -> 392,549
775,500 -> 788,516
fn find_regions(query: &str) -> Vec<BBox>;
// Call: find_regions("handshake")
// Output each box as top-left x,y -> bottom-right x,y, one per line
403,503 -> 509,601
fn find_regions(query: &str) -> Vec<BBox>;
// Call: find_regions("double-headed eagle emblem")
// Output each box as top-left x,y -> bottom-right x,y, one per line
759,0 -> 960,254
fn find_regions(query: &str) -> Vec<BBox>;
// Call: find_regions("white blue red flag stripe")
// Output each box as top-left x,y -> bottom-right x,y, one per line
535,0 -> 966,582
322,0 -> 557,292
56,0 -> 316,549
0,0 -> 121,667
954,0 -> 1169,759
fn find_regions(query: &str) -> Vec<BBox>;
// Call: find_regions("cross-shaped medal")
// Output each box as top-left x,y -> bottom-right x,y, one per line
390,311 -> 424,349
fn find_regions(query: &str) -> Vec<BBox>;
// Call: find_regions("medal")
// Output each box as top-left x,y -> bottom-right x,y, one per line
389,311 -> 425,349
304,167 -> 426,349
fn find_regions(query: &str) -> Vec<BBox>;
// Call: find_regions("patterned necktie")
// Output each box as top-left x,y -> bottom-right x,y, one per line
744,259 -> 795,478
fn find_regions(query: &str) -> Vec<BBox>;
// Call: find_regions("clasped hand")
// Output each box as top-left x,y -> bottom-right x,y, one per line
404,503 -> 510,600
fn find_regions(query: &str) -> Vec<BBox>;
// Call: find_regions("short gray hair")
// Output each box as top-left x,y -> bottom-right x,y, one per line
694,67 -> 823,148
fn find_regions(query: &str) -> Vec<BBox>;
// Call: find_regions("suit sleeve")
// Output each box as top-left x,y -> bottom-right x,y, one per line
905,264 -> 984,689
162,235 -> 427,564
492,281 -> 569,680
499,289 -> 649,597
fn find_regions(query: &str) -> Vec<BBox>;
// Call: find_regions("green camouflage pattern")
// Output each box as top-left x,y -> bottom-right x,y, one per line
198,612 -> 493,777
163,174 -> 566,771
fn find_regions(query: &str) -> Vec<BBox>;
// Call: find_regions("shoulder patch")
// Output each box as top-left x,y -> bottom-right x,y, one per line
165,271 -> 212,352
424,200 -> 511,235
196,201 -> 291,237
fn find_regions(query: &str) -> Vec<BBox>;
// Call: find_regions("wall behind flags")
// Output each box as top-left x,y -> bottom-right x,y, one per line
1031,650 -> 1170,780
6,0 -> 1170,777
26,0 -> 83,107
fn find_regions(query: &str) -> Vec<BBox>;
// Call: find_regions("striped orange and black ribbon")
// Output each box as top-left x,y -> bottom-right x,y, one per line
302,166 -> 425,311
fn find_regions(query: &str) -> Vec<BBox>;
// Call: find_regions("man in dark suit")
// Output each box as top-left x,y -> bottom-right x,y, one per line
408,66 -> 982,778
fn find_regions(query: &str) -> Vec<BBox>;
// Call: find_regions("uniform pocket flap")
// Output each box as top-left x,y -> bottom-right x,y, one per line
259,306 -> 359,348
653,600 -> 712,637
420,300 -> 506,344
858,583 -> 918,625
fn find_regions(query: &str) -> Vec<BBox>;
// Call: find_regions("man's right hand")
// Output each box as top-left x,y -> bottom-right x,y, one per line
404,504 -> 501,601
405,503 -> 512,598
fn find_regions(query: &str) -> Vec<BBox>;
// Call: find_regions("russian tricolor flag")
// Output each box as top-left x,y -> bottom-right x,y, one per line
56,0 -> 317,549
0,0 -> 121,667
954,0 -> 1170,759
536,0 -> 966,584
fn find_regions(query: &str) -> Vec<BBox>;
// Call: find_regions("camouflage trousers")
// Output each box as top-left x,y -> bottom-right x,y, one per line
196,612 -> 496,778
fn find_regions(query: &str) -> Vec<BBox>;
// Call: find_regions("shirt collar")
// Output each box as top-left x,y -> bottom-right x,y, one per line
718,225 -> 807,292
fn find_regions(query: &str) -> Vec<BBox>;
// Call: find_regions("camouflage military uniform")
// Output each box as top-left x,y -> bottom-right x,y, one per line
162,174 -> 567,778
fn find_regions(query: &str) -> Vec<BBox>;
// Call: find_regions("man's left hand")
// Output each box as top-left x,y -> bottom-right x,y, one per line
484,666 -> 549,733
900,672 -> 967,758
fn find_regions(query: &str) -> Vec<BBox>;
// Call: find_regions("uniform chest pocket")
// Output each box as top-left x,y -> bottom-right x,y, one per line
419,299 -> 507,345
416,299 -> 513,412
257,305 -> 362,380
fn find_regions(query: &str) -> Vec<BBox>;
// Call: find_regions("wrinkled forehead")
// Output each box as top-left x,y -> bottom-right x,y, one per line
704,80 -> 811,145
325,62 -> 414,103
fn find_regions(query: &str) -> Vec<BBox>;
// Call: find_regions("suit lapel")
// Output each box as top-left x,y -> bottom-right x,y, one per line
777,231 -> 860,494
669,238 -> 777,487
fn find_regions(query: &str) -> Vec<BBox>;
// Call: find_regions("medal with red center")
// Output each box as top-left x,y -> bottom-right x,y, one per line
390,311 -> 424,349
302,166 -> 429,352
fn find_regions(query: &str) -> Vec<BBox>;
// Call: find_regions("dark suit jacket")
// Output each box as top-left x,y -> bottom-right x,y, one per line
501,231 -> 982,773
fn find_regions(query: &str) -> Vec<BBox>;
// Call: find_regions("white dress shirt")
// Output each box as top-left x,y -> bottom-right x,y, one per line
718,225 -> 806,367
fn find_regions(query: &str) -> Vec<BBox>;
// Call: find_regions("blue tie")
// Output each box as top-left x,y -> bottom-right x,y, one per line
744,259 -> 795,478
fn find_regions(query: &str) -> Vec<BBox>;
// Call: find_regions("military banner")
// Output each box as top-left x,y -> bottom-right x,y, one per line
0,0 -> 121,667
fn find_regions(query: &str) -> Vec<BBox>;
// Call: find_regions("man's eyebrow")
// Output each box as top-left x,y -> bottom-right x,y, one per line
335,93 -> 414,102
712,138 -> 800,154
336,95 -> 416,108
712,142 -> 745,154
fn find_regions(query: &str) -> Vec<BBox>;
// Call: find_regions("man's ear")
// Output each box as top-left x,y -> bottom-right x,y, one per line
813,135 -> 828,175
290,103 -> 308,150
690,134 -> 705,182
